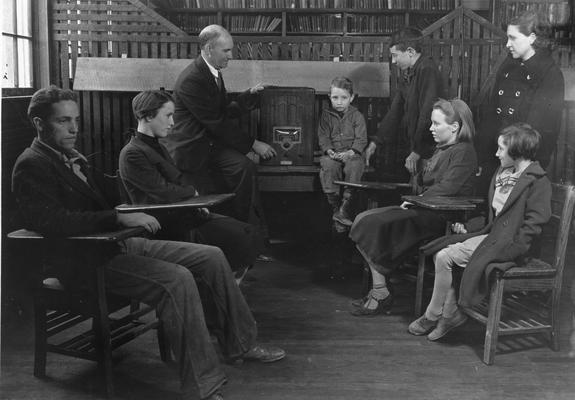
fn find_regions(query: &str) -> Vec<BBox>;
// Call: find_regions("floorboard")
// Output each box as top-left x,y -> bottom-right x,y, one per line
2,238 -> 574,400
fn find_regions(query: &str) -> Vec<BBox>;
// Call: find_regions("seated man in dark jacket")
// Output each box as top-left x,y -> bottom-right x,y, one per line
12,86 -> 285,400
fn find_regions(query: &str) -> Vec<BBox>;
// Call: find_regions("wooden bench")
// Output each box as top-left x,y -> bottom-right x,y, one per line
73,57 -> 390,192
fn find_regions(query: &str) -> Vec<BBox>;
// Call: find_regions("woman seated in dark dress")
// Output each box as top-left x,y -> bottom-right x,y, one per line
119,90 -> 261,280
349,98 -> 478,316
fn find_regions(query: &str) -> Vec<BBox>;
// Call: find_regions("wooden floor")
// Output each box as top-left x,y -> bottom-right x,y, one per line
2,234 -> 575,400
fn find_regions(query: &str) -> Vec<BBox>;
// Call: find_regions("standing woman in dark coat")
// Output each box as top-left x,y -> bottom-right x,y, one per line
349,99 -> 478,316
476,10 -> 564,192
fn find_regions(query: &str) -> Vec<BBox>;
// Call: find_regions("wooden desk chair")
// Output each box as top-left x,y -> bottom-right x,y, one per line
7,227 -> 169,398
411,196 -> 485,316
462,183 -> 575,365
332,180 -> 413,292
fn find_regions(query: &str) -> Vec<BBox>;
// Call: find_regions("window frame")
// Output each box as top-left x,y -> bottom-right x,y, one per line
2,0 -> 50,97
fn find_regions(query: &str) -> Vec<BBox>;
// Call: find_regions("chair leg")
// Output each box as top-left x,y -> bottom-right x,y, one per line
95,270 -> 114,398
157,317 -> 172,363
414,251 -> 426,317
33,296 -> 47,378
483,272 -> 505,365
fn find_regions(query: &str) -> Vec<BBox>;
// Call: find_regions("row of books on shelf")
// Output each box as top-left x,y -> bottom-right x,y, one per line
225,15 -> 283,32
501,2 -> 572,26
164,0 -> 455,9
287,15 -> 343,33
173,14 -> 219,33
347,14 -> 406,33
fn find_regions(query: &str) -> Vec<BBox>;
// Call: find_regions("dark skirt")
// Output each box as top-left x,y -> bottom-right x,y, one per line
349,206 -> 447,275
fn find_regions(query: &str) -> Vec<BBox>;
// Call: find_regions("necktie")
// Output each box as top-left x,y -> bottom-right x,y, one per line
65,156 -> 89,184
216,72 -> 223,91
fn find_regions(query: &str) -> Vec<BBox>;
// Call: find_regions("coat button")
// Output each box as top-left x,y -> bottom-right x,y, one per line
527,74 -> 531,80
496,107 -> 502,114
508,108 -> 514,115
515,91 -> 520,97
498,90 -> 504,95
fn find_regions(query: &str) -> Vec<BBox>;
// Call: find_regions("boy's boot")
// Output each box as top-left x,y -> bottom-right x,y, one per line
326,192 -> 341,214
333,189 -> 354,226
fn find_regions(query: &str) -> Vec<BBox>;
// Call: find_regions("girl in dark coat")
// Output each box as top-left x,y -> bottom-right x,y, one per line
409,123 -> 551,340
349,99 -> 478,316
476,11 -> 564,192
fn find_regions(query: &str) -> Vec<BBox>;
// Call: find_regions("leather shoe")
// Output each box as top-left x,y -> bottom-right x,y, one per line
427,309 -> 468,341
205,392 -> 223,400
242,344 -> 286,363
350,293 -> 393,316
408,315 -> 437,336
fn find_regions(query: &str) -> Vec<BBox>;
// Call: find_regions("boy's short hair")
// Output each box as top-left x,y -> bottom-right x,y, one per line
390,27 -> 423,53
330,76 -> 354,95
132,90 -> 174,121
28,85 -> 78,123
499,122 -> 541,161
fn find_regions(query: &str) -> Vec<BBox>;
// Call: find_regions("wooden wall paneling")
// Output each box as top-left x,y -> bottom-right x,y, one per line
129,41 -> 139,58
301,41 -> 312,60
70,40 -> 79,84
280,42 -> 291,60
141,42 -> 149,58
121,94 -> 133,149
352,42 -> 362,62
169,42 -> 177,59
80,91 -> 94,165
150,42 -> 158,58
101,92 -> 113,173
111,94 -> 124,168
60,41 -> 70,89
91,91 -> 104,173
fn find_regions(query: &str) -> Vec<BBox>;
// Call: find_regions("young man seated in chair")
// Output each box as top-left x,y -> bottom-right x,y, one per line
11,86 -> 285,400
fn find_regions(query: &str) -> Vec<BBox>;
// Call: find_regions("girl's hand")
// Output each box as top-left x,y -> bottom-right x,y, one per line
327,149 -> 337,159
451,222 -> 467,234
400,201 -> 413,210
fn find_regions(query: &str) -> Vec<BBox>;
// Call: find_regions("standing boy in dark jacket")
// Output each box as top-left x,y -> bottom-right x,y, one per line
365,27 -> 444,182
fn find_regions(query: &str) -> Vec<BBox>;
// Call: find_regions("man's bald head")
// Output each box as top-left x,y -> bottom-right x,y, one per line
199,24 -> 234,70
199,24 -> 231,50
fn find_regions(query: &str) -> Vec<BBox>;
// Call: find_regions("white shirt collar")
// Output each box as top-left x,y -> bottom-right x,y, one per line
201,54 -> 220,79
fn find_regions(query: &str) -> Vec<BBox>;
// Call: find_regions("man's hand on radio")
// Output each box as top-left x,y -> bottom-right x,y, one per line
253,139 -> 277,160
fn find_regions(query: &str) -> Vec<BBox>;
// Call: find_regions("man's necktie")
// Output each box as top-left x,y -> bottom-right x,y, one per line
65,156 -> 89,183
216,72 -> 223,91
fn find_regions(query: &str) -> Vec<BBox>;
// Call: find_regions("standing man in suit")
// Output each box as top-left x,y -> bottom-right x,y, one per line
162,24 -> 276,224
12,86 -> 285,400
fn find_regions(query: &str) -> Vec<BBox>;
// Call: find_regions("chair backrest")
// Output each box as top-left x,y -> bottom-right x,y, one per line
549,183 -> 575,306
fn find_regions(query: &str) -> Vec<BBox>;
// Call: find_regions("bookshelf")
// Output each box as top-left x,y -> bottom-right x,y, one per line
156,0 -> 456,36
494,0 -> 573,42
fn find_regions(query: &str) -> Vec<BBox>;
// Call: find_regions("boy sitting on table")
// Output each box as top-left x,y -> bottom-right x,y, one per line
318,76 -> 367,227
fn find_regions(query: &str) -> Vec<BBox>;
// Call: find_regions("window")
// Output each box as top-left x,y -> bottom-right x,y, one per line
2,0 -> 33,89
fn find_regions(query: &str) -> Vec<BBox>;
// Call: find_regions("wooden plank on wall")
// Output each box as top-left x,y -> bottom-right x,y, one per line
73,58 -> 390,97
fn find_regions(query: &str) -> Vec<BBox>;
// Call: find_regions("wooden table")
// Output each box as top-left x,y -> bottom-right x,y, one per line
334,180 -> 413,209
115,193 -> 235,213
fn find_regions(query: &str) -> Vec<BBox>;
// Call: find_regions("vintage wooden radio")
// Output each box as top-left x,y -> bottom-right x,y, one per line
260,87 -> 315,166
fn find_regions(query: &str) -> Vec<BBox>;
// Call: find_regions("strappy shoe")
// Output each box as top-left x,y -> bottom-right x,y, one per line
350,293 -> 394,317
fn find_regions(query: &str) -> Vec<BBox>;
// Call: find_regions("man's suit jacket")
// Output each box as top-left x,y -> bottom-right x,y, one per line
12,138 -> 121,285
163,55 -> 258,174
